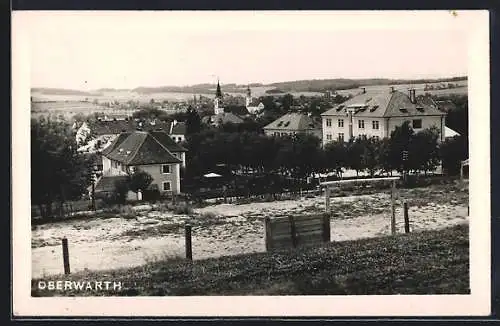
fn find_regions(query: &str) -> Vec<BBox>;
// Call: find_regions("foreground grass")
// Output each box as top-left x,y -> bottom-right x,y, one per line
32,224 -> 469,296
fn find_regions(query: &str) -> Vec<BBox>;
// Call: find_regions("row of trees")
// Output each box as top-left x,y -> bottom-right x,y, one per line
184,121 -> 467,186
31,117 -> 94,219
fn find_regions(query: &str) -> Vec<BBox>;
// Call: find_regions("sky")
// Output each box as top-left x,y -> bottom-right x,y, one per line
14,11 -> 473,91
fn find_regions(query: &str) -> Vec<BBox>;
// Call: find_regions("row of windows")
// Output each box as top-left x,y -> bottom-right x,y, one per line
111,161 -> 175,175
273,132 -> 295,137
325,134 -> 381,142
326,119 -> 344,128
326,133 -> 345,141
326,119 -> 377,129
325,119 -> 422,130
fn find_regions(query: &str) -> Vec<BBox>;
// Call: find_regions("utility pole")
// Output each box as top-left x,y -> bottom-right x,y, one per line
402,150 -> 409,184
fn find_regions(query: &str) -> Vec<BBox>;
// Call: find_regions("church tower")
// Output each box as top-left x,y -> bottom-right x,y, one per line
245,85 -> 252,108
214,80 -> 224,115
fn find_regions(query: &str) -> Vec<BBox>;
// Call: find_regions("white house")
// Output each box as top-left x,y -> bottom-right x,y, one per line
95,130 -> 188,198
320,87 -> 446,146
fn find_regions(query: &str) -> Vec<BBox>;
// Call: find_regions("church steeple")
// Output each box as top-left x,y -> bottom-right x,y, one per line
216,79 -> 222,98
214,79 -> 224,115
245,84 -> 252,108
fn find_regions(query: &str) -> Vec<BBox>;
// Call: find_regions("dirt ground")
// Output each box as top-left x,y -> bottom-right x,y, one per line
31,182 -> 469,278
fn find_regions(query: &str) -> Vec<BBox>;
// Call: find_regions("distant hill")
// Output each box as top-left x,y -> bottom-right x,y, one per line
32,77 -> 466,96
268,76 -> 468,93
31,88 -> 95,96
94,88 -> 130,92
132,83 -> 264,94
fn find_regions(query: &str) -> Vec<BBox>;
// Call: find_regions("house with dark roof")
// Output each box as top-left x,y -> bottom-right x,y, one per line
263,112 -> 322,139
320,87 -> 446,146
202,112 -> 245,127
96,130 -> 188,196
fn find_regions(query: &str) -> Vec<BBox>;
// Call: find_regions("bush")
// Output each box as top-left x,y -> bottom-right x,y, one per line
166,202 -> 193,215
102,204 -> 137,219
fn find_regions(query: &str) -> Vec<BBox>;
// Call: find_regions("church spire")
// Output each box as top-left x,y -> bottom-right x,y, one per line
246,85 -> 251,97
216,79 -> 222,98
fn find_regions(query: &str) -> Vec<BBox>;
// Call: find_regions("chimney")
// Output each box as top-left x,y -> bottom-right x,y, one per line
390,86 -> 395,93
361,87 -> 366,94
409,88 -> 416,104
169,121 -> 174,134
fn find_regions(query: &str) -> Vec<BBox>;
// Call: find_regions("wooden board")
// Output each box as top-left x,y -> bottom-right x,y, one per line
265,214 -> 330,251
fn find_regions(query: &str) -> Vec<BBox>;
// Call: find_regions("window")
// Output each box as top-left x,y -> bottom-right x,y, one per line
338,133 -> 345,141
326,119 -> 332,127
372,121 -> 379,130
373,136 -> 380,140
358,120 -> 365,129
412,119 -> 422,129
338,119 -> 344,128
161,164 -> 171,174
326,134 -> 332,140
162,181 -> 171,191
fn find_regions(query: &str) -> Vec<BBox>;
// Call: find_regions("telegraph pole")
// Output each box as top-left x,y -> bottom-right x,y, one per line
402,150 -> 409,184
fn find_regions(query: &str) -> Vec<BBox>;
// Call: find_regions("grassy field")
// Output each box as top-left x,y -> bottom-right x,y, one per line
31,181 -> 468,278
32,223 -> 469,296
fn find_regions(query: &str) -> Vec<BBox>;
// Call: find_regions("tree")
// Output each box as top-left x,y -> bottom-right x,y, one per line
440,135 -> 468,176
185,106 -> 202,135
323,140 -> 348,177
388,121 -> 414,173
128,169 -> 153,193
360,136 -> 383,177
346,137 -> 365,176
31,116 -> 93,219
111,178 -> 129,205
408,127 -> 441,175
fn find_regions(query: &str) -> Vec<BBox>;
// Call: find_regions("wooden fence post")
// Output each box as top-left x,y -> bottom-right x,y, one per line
265,217 -> 272,251
289,216 -> 298,248
322,213 -> 331,243
391,180 -> 396,235
91,181 -> 96,211
404,201 -> 410,234
62,237 -> 70,275
185,224 -> 192,261
325,187 -> 331,213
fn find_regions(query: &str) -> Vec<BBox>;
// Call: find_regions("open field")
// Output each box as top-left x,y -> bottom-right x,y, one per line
336,80 -> 468,97
31,223 -> 469,296
31,182 -> 468,279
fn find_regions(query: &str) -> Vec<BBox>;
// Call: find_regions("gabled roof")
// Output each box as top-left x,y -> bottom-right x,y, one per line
102,131 -> 184,166
140,120 -> 171,133
263,112 -> 321,131
94,175 -> 129,192
445,126 -> 460,138
89,120 -> 136,135
170,122 -> 187,135
148,131 -> 188,152
321,89 -> 446,118
209,112 -> 245,125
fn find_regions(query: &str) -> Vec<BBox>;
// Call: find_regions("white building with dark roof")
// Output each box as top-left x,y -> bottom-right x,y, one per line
96,131 -> 188,196
320,87 -> 446,146
263,112 -> 322,139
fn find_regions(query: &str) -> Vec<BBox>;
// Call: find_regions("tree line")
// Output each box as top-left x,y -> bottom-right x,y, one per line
183,121 -> 468,188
